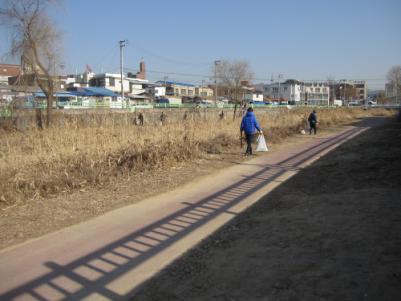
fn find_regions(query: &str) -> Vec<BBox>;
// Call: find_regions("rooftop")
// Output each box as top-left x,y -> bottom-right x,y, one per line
156,80 -> 195,87
0,64 -> 21,77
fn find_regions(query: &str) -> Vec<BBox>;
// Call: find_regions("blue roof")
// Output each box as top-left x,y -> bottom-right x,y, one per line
83,87 -> 118,97
156,80 -> 195,87
34,91 -> 76,98
35,87 -> 118,98
68,87 -> 118,97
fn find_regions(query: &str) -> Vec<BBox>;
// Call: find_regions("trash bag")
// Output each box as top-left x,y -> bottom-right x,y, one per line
256,134 -> 268,152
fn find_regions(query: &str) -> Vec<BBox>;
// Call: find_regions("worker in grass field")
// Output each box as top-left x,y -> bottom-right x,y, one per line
219,109 -> 225,120
308,109 -> 318,135
138,112 -> 144,126
160,111 -> 167,126
240,107 -> 262,156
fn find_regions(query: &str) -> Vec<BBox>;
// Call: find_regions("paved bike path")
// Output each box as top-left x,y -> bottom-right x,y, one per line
0,125 -> 368,301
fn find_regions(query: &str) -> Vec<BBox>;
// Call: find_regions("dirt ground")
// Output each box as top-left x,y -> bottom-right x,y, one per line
132,119 -> 401,301
0,122 -> 348,250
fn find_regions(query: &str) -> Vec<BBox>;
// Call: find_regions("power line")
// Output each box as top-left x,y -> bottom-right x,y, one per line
124,66 -> 387,82
125,43 -> 212,68
119,66 -> 388,93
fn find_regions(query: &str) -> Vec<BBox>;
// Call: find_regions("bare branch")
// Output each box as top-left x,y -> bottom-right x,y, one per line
0,0 -> 62,127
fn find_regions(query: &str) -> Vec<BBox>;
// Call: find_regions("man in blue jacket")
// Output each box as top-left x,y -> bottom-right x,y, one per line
240,107 -> 262,155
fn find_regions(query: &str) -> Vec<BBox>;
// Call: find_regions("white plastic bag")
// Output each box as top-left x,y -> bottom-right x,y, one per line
256,134 -> 268,152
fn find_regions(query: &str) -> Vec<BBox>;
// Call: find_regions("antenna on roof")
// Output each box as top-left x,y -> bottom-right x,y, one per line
85,64 -> 93,73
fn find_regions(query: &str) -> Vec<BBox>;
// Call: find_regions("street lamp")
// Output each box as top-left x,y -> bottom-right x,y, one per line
119,39 -> 128,109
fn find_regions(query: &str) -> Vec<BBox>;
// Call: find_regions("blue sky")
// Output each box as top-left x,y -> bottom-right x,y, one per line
1,0 -> 401,89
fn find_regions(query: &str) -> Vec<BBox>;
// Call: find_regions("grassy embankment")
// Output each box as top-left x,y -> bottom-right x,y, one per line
0,107 -> 394,209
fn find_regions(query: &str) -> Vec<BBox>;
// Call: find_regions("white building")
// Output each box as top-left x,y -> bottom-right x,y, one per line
303,82 -> 330,106
74,71 -> 94,87
243,90 -> 264,103
90,73 -> 149,96
260,79 -> 330,105
149,86 -> 166,97
260,79 -> 302,103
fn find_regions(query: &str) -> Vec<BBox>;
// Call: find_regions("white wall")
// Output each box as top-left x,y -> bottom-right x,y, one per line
154,86 -> 166,97
0,76 -> 9,84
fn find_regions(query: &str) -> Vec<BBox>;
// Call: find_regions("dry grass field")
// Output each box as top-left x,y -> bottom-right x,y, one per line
0,107 -> 395,210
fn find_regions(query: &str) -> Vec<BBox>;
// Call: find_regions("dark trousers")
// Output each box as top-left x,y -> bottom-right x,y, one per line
309,122 -> 317,135
245,133 -> 253,155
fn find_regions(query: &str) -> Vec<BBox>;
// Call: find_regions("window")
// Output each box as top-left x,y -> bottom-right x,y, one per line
181,89 -> 186,95
109,77 -> 115,87
315,88 -> 321,92
188,90 -> 193,96
323,88 -> 327,92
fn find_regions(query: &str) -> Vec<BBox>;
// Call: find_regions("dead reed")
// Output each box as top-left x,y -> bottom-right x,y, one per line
0,107 -> 394,209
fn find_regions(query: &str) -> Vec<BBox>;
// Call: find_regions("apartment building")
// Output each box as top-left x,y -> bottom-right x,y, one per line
333,80 -> 367,103
303,82 -> 330,106
260,79 -> 330,105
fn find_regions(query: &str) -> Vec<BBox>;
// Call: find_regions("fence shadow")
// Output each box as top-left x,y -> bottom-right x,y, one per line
0,127 -> 364,301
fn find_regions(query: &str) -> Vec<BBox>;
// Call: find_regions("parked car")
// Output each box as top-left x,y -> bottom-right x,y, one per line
348,101 -> 360,107
334,99 -> 343,107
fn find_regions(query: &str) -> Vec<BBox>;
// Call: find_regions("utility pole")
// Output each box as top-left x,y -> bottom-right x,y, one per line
278,74 -> 283,101
214,60 -> 221,103
343,80 -> 346,105
163,75 -> 168,96
119,40 -> 128,109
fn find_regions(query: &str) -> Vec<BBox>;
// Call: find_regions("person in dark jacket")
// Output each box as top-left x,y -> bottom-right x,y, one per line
308,110 -> 317,135
160,111 -> 167,126
240,107 -> 262,155
138,112 -> 144,126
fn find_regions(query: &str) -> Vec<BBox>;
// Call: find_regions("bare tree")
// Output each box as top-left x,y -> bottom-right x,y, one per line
0,0 -> 63,127
215,59 -> 253,119
387,65 -> 401,103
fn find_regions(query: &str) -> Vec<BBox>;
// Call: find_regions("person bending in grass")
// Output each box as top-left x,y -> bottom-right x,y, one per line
240,107 -> 262,156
